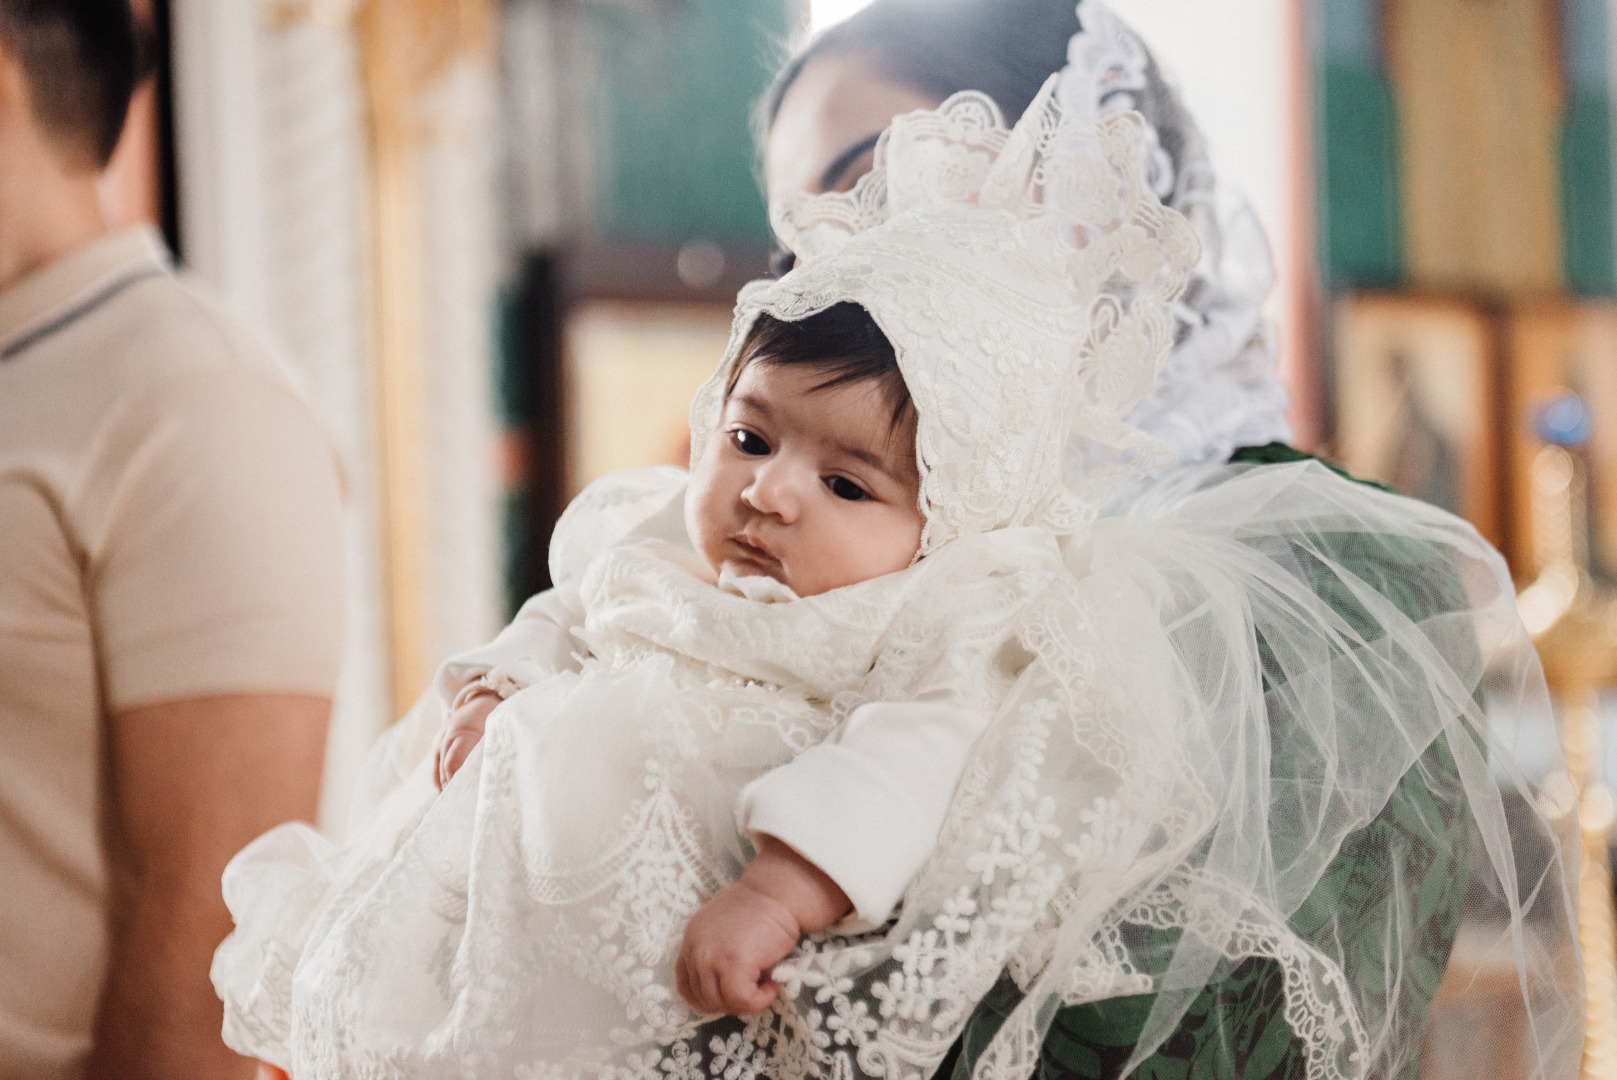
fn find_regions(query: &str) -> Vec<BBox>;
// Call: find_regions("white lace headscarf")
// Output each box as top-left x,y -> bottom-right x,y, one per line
697,78 -> 1198,553
1060,0 -> 1293,468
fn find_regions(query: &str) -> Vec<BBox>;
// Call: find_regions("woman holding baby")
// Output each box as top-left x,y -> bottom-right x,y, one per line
217,3 -> 1584,1078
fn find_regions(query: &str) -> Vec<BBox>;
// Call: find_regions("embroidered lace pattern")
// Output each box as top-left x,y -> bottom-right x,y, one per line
1055,0 -> 1293,472
215,469 -> 1579,1080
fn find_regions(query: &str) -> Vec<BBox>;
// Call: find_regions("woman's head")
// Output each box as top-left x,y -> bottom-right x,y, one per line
761,0 -> 1295,469
686,303 -> 922,598
762,0 -> 1080,203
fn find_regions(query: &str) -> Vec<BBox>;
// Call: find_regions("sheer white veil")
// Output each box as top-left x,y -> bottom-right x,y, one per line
1058,0 -> 1294,469
752,75 -> 1582,1080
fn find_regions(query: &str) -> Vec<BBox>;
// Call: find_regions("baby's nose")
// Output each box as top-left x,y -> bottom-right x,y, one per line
743,459 -> 805,521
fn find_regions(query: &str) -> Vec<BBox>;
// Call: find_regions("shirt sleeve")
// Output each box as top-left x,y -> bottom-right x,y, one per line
431,584 -> 587,712
88,365 -> 346,711
737,700 -> 993,927
432,466 -> 690,711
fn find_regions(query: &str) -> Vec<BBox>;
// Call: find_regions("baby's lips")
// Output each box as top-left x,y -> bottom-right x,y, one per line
733,534 -> 781,567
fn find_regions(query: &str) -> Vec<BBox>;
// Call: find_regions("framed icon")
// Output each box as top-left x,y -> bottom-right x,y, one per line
564,300 -> 730,497
1331,293 -> 1501,549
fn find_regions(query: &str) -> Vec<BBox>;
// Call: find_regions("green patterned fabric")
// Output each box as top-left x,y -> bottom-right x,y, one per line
936,444 -> 1473,1080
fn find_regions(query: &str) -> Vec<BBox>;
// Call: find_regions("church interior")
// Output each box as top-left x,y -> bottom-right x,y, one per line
93,2 -> 1617,1074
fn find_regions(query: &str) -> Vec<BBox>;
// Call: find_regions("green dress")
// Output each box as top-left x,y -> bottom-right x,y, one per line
935,444 -> 1476,1080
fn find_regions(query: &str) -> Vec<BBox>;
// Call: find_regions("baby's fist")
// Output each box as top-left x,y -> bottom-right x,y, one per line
676,881 -> 801,1016
433,689 -> 501,790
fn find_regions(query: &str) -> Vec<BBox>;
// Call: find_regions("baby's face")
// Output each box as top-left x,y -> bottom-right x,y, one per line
686,361 -> 923,597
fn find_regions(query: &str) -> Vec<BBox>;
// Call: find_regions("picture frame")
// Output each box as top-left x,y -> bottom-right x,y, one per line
563,300 -> 731,497
1330,293 -> 1502,549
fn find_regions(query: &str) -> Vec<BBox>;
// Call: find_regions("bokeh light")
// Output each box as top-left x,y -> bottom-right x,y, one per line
811,0 -> 878,31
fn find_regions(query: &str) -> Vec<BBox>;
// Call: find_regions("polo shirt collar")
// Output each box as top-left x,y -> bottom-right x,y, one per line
0,226 -> 170,354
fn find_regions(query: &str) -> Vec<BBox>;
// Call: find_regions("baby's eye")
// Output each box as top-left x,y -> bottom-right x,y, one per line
731,429 -> 770,456
825,476 -> 869,502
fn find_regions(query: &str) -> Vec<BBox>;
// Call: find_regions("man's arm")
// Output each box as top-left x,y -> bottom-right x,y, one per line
83,693 -> 330,1080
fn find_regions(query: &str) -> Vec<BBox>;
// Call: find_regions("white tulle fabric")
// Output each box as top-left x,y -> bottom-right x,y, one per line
213,83 -> 1581,1080
212,462 -> 1583,1080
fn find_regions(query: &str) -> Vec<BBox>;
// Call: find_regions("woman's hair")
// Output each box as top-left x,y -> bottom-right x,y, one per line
763,0 -> 1080,130
728,302 -> 912,430
760,0 -> 1084,275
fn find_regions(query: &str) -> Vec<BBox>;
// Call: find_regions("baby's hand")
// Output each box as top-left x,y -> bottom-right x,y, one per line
676,880 -> 800,1015
676,836 -> 851,1016
433,689 -> 501,790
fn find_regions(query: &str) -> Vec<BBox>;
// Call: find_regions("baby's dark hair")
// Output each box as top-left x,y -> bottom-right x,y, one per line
727,302 -> 913,432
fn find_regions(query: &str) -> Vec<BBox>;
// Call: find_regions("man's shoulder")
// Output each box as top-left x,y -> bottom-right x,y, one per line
0,261 -> 333,493
91,272 -> 303,405
0,265 -> 342,524
27,271 -> 340,479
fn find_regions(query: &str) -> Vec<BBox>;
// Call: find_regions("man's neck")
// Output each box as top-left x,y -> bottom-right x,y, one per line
0,147 -> 108,297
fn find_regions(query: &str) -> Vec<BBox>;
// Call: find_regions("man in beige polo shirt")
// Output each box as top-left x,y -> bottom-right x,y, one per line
0,3 -> 345,1077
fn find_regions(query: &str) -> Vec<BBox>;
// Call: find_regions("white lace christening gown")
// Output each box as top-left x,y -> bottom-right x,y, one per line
212,467 -> 1062,1079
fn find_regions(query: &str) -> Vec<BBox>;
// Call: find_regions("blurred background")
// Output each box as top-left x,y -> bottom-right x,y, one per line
100,0 -> 1617,851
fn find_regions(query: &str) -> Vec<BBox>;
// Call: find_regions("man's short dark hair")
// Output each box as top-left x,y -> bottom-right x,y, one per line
0,0 -> 140,168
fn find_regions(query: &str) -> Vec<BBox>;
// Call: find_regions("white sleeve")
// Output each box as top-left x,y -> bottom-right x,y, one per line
736,700 -> 992,927
433,467 -> 690,715
431,583 -> 586,712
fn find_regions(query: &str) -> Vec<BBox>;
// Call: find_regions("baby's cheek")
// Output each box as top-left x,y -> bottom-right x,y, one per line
874,510 -> 924,571
683,474 -> 725,570
823,514 -> 920,591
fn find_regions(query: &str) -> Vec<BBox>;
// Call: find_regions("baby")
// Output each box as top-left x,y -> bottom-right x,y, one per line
433,301 -> 932,1018
213,82 -> 1211,1080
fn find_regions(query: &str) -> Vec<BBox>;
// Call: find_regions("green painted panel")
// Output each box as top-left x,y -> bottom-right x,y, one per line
1561,92 -> 1617,297
1315,0 -> 1379,66
1316,63 -> 1405,288
588,0 -> 790,245
1563,0 -> 1610,94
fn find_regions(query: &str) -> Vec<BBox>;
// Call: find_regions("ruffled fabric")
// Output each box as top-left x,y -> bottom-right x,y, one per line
213,472 -> 1064,1076
215,460 -> 1582,1080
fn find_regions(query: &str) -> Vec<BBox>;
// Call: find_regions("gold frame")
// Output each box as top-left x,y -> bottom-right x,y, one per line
1504,302 -> 1617,581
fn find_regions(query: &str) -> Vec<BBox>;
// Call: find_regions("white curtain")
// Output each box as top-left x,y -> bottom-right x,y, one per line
169,0 -> 503,831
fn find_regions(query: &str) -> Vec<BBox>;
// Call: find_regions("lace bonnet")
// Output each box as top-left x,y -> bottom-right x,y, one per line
690,79 -> 1196,554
